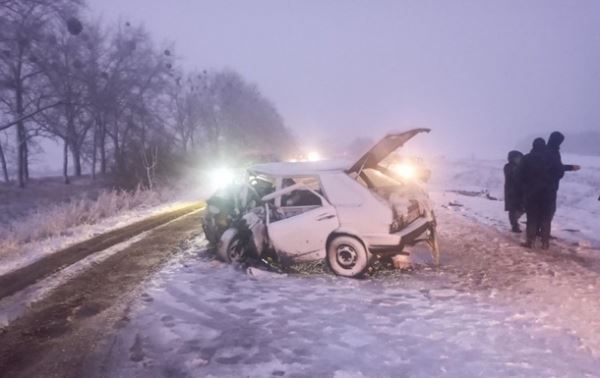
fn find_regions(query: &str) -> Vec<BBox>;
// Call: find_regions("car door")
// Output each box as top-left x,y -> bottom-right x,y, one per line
263,183 -> 339,262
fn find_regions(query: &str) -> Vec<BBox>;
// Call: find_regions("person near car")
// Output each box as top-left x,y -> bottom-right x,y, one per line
518,138 -> 550,248
546,131 -> 581,191
504,150 -> 525,233
541,131 -> 581,247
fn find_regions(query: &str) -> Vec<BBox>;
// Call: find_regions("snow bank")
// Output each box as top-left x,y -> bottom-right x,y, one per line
0,186 -> 193,276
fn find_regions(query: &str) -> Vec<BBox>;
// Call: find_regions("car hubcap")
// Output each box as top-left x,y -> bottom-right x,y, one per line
336,244 -> 358,268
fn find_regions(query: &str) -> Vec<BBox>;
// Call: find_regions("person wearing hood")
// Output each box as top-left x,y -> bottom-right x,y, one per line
518,138 -> 551,248
546,131 -> 580,193
504,150 -> 524,232
541,131 -> 581,246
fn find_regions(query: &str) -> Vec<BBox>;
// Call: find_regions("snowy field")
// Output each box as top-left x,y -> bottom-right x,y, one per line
429,153 -> 600,249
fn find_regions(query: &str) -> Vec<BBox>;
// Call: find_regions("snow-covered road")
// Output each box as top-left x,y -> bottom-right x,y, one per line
96,206 -> 600,378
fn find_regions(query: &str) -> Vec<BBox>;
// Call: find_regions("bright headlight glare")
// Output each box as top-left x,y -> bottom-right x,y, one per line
210,167 -> 235,189
391,163 -> 416,179
307,151 -> 321,162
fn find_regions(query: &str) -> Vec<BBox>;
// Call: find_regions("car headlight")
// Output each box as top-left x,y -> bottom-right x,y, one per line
209,167 -> 235,189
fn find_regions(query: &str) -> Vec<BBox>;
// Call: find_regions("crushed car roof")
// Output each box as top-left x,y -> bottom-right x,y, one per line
249,160 -> 351,177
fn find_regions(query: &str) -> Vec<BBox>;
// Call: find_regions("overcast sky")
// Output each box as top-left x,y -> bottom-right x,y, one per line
82,0 -> 599,159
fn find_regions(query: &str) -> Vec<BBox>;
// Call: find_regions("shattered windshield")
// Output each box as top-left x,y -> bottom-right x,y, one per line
249,174 -> 276,197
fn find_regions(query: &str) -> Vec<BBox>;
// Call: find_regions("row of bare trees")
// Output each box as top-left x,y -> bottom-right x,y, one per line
0,0 -> 294,188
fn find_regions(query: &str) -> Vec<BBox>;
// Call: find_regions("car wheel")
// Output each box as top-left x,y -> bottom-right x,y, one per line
326,235 -> 371,278
217,229 -> 248,263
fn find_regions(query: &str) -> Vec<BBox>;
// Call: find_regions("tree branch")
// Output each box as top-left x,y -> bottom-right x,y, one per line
0,100 -> 62,131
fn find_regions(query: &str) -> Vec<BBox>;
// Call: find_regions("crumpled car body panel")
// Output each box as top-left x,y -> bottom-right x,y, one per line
208,129 -> 439,267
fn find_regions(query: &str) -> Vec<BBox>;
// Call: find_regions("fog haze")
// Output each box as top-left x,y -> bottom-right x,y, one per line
79,1 -> 600,159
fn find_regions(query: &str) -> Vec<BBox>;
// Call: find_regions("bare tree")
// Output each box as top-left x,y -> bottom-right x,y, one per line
0,129 -> 10,183
34,102 -> 71,183
0,0 -> 82,187
206,70 -> 295,158
167,70 -> 212,152
141,145 -> 157,189
36,20 -> 93,177
1,4 -> 294,190
100,23 -> 173,184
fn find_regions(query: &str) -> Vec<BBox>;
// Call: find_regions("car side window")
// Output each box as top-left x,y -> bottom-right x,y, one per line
282,189 -> 322,207
280,176 -> 322,207
270,177 -> 325,222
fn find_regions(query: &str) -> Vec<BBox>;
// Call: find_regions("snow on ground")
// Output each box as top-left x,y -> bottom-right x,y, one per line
3,156 -> 599,376
0,230 -> 151,327
0,175 -> 210,276
91,154 -> 600,378
0,197 -> 197,276
429,153 -> 600,248
98,216 -> 600,377
435,207 -> 600,358
0,175 -> 115,226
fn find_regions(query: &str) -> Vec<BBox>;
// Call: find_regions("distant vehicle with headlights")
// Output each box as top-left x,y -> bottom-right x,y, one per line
204,129 -> 439,278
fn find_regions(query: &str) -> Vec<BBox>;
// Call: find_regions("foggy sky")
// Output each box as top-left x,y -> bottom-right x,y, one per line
84,0 -> 600,159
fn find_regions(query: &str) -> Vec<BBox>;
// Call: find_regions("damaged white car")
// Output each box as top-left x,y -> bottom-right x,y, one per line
208,128 -> 439,278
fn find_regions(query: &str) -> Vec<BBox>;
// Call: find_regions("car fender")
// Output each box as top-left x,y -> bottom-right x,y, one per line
326,228 -> 368,251
243,211 -> 266,256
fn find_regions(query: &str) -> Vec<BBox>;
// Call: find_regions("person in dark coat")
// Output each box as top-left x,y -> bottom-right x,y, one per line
540,131 -> 580,248
518,138 -> 551,248
546,131 -> 580,192
504,150 -> 524,232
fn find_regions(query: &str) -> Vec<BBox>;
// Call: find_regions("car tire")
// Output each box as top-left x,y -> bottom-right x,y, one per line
202,221 -> 218,246
218,229 -> 247,263
326,235 -> 371,278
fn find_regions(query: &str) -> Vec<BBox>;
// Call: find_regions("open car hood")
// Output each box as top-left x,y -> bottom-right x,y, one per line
347,128 -> 431,174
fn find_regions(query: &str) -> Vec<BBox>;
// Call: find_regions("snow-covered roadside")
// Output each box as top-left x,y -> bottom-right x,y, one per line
429,153 -> 600,249
0,195 -> 199,276
435,206 -> 600,358
95,227 -> 600,378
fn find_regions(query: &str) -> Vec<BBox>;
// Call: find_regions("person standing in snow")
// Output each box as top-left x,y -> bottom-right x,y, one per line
545,131 -> 581,192
504,150 -> 525,233
518,138 -> 550,248
540,131 -> 581,247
